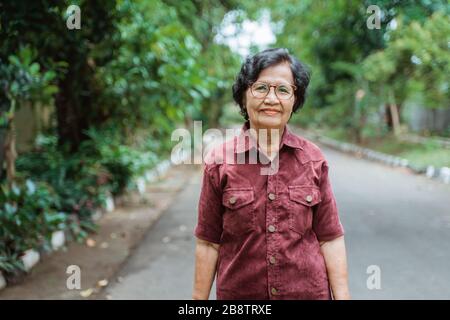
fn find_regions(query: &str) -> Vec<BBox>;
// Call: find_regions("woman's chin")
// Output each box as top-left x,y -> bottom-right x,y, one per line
254,116 -> 285,129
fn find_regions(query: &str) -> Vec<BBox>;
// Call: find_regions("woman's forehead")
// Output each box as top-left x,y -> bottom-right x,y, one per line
256,62 -> 294,84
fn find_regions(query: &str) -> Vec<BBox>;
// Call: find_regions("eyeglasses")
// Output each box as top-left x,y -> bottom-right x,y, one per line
250,81 -> 297,100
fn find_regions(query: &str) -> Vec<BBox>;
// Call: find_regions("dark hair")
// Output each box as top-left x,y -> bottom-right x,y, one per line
232,48 -> 311,120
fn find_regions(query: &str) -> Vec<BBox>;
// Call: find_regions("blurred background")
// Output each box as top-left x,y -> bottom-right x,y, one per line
0,0 -> 449,299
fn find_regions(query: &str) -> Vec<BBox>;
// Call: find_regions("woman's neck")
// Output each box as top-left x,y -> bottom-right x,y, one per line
249,124 -> 285,160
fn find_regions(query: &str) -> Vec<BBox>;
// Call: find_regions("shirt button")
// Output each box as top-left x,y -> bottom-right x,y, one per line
269,256 -> 276,264
268,193 -> 276,201
305,195 -> 313,203
268,225 -> 276,233
229,196 -> 236,204
271,287 -> 278,295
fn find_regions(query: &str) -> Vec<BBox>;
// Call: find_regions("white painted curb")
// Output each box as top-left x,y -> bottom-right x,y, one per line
92,208 -> 103,221
309,132 -> 450,184
439,167 -> 450,184
156,160 -> 171,177
136,177 -> 146,195
105,194 -> 115,212
0,272 -> 6,290
0,154 -> 192,291
21,249 -> 40,272
51,230 -> 66,251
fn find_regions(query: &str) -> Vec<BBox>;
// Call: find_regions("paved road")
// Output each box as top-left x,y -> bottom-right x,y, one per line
102,144 -> 450,300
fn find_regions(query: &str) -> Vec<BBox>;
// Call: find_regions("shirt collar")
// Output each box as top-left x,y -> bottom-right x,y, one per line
234,121 -> 304,154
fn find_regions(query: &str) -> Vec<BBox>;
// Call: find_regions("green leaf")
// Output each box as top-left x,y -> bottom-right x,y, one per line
8,55 -> 21,67
29,62 -> 40,75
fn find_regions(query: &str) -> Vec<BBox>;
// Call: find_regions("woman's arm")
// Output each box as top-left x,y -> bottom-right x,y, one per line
320,235 -> 351,300
192,238 -> 220,300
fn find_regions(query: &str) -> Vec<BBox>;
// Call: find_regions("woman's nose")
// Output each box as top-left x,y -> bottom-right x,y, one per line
264,87 -> 278,103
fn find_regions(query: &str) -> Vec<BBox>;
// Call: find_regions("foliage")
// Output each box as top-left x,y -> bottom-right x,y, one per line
0,46 -> 58,119
0,0 -> 121,151
98,0 -> 211,140
363,11 -> 450,109
0,179 -> 66,273
255,0 -> 449,136
0,45 -> 59,183
0,0 -> 243,276
83,127 -> 158,195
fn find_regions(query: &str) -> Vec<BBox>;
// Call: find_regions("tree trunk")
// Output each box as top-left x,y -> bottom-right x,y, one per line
0,98 -> 9,182
384,89 -> 402,134
389,103 -> 401,135
0,128 -> 6,181
4,118 -> 17,186
384,103 -> 393,130
55,62 -> 92,153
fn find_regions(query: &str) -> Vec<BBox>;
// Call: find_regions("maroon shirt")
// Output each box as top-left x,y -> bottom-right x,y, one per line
194,121 -> 344,300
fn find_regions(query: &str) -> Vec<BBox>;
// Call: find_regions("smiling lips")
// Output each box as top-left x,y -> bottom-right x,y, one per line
260,108 -> 281,116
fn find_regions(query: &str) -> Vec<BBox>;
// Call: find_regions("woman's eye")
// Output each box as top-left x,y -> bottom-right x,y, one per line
255,84 -> 268,92
277,86 -> 290,94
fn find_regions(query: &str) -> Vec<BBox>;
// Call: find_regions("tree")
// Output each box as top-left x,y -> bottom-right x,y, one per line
161,0 -> 243,128
0,0 -> 121,152
363,11 -> 450,134
0,47 -> 57,183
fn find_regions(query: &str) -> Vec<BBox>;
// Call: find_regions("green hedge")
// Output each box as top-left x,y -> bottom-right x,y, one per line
0,127 -> 164,279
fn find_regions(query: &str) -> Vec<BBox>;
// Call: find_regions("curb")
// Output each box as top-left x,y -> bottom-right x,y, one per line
0,154 -> 186,293
51,230 -> 66,251
21,249 -> 41,272
0,230 -> 67,291
300,130 -> 450,185
0,272 -> 6,291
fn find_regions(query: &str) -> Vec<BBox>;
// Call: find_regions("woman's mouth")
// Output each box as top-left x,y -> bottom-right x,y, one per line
260,109 -> 281,116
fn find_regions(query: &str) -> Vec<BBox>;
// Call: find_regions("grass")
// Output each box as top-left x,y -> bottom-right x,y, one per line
316,127 -> 450,169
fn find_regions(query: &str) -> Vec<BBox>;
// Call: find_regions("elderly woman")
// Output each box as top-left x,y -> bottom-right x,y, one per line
192,48 -> 350,300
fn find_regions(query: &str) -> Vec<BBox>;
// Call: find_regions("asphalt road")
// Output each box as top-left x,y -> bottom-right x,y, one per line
102,144 -> 450,300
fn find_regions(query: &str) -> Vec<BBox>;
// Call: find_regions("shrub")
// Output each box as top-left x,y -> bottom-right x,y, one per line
0,179 -> 66,274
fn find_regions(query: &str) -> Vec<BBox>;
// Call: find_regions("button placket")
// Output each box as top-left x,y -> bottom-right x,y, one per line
269,256 -> 276,264
266,173 -> 280,299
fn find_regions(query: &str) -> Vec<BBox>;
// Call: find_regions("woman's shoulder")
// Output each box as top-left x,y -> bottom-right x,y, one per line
202,135 -> 237,169
287,129 -> 327,164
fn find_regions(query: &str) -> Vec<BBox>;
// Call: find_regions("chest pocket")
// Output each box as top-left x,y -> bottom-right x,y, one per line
222,187 -> 255,236
288,185 -> 321,236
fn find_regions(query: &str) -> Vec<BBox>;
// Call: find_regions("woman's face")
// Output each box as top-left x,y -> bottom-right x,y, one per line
245,62 -> 295,131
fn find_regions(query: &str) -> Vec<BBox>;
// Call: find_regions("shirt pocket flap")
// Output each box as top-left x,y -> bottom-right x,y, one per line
222,188 -> 255,210
288,185 -> 321,207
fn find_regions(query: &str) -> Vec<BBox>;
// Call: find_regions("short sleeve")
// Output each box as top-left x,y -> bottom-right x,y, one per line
312,161 -> 345,242
194,164 -> 224,244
